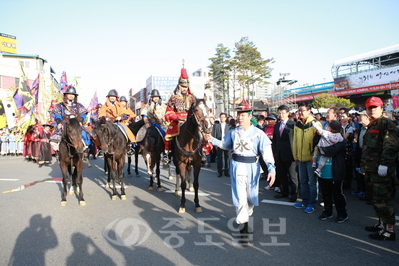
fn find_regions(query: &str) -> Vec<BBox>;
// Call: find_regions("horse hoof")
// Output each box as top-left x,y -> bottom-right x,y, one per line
79,201 -> 86,206
60,201 -> 67,206
174,190 -> 180,196
68,190 -> 74,195
148,186 -> 154,191
136,174 -> 140,178
121,195 -> 126,200
128,174 -> 132,177
154,178 -> 158,182
88,165 -> 92,168
157,187 -> 163,192
189,187 -> 194,192
178,207 -> 186,213
168,176 -> 173,180
105,183 -> 110,189
111,195 -> 117,200
195,207 -> 203,213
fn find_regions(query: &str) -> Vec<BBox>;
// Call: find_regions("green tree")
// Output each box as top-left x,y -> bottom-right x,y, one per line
232,37 -> 274,106
312,93 -> 355,109
208,44 -> 231,113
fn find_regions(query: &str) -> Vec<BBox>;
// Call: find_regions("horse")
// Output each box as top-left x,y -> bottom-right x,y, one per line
141,125 -> 165,191
59,116 -> 86,206
95,118 -> 128,200
171,98 -> 213,213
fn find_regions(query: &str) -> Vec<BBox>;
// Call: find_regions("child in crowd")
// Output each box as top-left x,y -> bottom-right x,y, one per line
312,120 -> 344,177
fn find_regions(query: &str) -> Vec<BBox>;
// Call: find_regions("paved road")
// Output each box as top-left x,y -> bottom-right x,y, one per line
0,155 -> 398,266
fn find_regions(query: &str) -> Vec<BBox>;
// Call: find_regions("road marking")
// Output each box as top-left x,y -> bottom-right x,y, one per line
101,184 -> 129,189
328,230 -> 399,255
164,190 -> 210,197
0,179 -> 19,181
261,199 -> 296,207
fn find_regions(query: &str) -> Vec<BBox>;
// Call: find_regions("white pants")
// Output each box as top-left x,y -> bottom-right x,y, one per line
235,171 -> 254,224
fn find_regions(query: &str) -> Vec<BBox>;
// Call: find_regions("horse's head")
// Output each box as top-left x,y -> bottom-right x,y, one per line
94,117 -> 114,154
63,116 -> 84,154
190,97 -> 213,134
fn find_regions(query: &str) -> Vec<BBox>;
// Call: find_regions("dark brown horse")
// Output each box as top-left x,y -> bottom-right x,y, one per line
95,118 -> 128,200
172,98 -> 213,213
142,125 -> 165,191
59,116 -> 85,206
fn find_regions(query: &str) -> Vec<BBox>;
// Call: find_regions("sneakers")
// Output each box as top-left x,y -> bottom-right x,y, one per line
304,207 -> 315,214
369,229 -> 396,241
274,187 -> 281,193
365,223 -> 384,232
314,169 -> 322,178
357,191 -> 366,198
319,213 -> 333,221
264,185 -> 274,190
335,216 -> 348,224
311,162 -> 317,169
294,203 -> 306,209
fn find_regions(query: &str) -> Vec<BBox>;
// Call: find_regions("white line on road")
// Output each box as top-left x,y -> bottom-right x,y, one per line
164,190 -> 210,196
0,179 -> 19,181
101,184 -> 129,189
261,199 -> 296,207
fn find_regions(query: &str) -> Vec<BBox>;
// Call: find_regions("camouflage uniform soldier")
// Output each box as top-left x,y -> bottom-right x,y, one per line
361,96 -> 399,241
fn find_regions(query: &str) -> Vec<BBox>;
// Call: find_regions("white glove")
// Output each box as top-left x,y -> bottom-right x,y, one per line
378,165 -> 388,176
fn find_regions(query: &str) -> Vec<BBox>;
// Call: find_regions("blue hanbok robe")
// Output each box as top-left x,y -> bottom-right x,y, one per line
211,125 -> 275,207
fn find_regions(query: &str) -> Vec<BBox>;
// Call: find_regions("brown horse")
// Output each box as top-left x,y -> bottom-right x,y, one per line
95,118 -> 128,200
171,98 -> 213,213
59,116 -> 85,206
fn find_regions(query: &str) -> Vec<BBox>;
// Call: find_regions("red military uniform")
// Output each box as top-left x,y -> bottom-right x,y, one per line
164,67 -> 196,151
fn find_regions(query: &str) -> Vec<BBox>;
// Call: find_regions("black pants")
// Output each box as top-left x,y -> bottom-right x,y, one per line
217,148 -> 230,173
318,178 -> 347,218
275,159 -> 298,198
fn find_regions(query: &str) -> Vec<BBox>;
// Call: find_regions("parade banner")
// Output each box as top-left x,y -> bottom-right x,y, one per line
334,65 -> 399,91
59,72 -> 68,93
391,89 -> 399,110
0,33 -> 17,54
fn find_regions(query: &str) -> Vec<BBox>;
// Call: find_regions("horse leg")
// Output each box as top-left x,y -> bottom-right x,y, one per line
60,163 -> 68,206
156,160 -> 162,192
104,157 -> 108,175
175,173 -> 181,196
77,159 -> 86,206
68,164 -> 75,195
168,163 -> 173,180
105,156 -> 111,188
119,158 -> 126,200
111,165 -> 118,200
178,164 -> 186,213
135,147 -> 140,177
193,162 -> 202,213
187,165 -> 194,192
127,155 -> 132,177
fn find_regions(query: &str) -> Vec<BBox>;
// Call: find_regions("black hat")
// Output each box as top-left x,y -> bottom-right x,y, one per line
64,86 -> 78,96
235,99 -> 252,113
107,89 -> 118,97
150,89 -> 161,98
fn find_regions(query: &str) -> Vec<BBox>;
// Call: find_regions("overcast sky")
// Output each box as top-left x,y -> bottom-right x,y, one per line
2,0 -> 399,105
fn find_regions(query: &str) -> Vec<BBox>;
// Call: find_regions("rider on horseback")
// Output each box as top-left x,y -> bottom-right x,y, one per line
141,89 -> 167,159
98,90 -> 137,147
163,67 -> 207,165
49,86 -> 88,155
